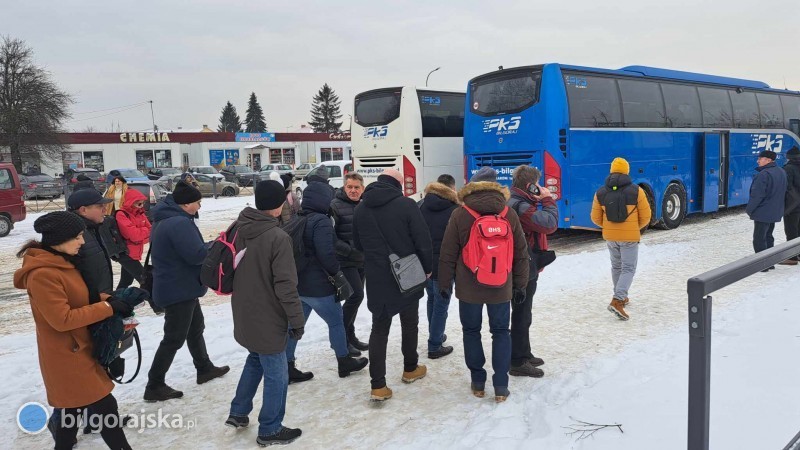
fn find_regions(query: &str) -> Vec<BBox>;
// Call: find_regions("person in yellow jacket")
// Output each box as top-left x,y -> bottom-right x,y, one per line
591,157 -> 652,320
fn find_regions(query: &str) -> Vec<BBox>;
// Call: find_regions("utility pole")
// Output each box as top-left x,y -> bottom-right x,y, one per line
149,100 -> 157,132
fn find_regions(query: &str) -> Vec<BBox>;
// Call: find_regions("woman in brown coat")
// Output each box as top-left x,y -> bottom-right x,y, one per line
14,211 -> 134,450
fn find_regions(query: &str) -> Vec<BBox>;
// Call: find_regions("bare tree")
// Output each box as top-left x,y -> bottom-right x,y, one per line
0,36 -> 73,173
562,416 -> 624,441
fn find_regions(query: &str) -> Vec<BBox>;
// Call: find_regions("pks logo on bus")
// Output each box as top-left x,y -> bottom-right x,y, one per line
751,134 -> 784,154
565,75 -> 588,89
482,116 -> 521,135
364,126 -> 389,139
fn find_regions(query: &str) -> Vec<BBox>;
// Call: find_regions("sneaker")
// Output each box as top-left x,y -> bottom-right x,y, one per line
608,298 -> 630,321
337,356 -> 368,378
370,386 -> 393,402
256,426 -> 302,446
347,343 -> 362,357
494,387 -> 510,403
471,382 -> 485,398
509,360 -> 544,378
401,365 -> 427,383
288,361 -> 314,384
225,415 -> 249,429
428,346 -> 454,360
350,337 -> 369,352
197,365 -> 230,384
144,384 -> 184,402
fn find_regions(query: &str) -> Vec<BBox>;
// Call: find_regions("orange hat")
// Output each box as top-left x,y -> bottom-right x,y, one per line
610,157 -> 630,175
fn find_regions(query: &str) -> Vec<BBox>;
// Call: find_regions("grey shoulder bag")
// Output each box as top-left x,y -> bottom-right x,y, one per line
369,209 -> 427,295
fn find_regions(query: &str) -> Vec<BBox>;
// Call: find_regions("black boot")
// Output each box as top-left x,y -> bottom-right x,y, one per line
197,365 -> 230,384
428,345 -> 454,359
144,384 -> 184,402
225,415 -> 249,429
257,426 -> 302,446
347,343 -> 362,357
337,356 -> 368,378
350,337 -> 369,351
288,361 -> 314,384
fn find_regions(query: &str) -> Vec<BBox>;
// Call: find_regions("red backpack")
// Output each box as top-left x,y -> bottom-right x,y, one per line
462,205 -> 514,288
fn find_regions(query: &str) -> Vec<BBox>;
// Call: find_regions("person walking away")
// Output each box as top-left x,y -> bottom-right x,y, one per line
438,167 -> 529,402
331,172 -> 369,356
353,169 -> 433,402
590,157 -> 652,320
746,149 -> 787,270
507,165 -> 558,377
284,180 -> 368,382
145,181 -> 230,401
226,180 -> 305,446
114,189 -> 151,289
14,211 -> 144,450
280,173 -> 301,224
103,176 -> 127,216
780,146 -> 800,265
419,174 -> 459,359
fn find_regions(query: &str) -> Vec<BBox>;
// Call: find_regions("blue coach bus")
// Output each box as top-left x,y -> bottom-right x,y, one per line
464,64 -> 800,229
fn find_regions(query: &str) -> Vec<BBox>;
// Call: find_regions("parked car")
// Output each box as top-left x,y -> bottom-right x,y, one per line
0,163 -> 26,237
189,166 -> 225,181
294,163 -> 320,180
219,165 -> 258,186
124,180 -> 171,221
258,164 -> 294,178
63,168 -> 106,192
106,168 -> 149,183
171,174 -> 240,197
147,167 -> 182,180
20,173 -> 62,200
294,160 -> 353,201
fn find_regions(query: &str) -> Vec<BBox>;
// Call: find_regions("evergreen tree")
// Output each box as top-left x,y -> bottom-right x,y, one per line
309,83 -> 343,133
244,92 -> 267,133
217,101 -> 242,132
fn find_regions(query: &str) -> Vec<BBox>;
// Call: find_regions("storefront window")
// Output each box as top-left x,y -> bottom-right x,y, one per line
270,148 -> 282,163
320,147 -> 344,162
83,151 -> 105,172
155,150 -> 172,168
283,148 -> 295,165
63,152 -> 83,171
135,150 -> 155,171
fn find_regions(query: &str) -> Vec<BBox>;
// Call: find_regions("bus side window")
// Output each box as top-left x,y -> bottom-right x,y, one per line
756,93 -> 784,129
781,95 -> 800,133
662,83 -> 702,128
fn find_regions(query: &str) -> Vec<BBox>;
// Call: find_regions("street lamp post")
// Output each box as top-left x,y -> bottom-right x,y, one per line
425,67 -> 441,87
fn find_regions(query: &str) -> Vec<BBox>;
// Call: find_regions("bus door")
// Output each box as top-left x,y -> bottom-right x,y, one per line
702,131 -> 728,212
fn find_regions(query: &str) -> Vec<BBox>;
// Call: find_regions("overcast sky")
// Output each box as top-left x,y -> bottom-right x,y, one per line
3,0 -> 798,132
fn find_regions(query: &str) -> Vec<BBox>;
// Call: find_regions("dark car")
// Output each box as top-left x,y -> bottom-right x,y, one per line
106,168 -> 149,184
219,165 -> 258,186
125,180 -> 171,221
20,174 -> 62,200
64,168 -> 106,192
147,167 -> 182,180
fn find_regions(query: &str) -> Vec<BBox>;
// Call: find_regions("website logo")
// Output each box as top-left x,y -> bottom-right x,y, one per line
482,116 -> 521,135
17,402 -> 49,434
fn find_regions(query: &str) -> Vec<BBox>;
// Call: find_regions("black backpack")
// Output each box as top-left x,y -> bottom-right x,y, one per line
602,186 -> 636,223
281,213 -> 310,272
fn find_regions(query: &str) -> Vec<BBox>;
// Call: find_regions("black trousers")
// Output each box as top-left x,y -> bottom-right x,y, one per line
147,298 -> 212,387
784,212 -> 800,259
341,267 -> 365,342
510,276 -> 538,366
368,305 -> 419,389
115,253 -> 143,290
753,221 -> 776,253
55,394 -> 131,450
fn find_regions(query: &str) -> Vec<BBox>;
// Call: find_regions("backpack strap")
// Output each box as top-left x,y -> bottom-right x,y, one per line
498,206 -> 509,218
463,205 -> 480,220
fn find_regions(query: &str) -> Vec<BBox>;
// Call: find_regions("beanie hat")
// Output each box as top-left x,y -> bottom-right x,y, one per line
758,150 -> 777,160
35,211 -> 87,247
172,180 -> 203,205
279,173 -> 293,190
255,180 -> 287,211
377,174 -> 401,190
268,171 -> 281,182
470,166 -> 498,183
787,146 -> 800,160
610,157 -> 630,175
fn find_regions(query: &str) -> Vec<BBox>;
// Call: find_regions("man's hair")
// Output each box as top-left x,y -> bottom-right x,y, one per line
344,172 -> 364,185
437,174 -> 456,188
512,165 -> 541,189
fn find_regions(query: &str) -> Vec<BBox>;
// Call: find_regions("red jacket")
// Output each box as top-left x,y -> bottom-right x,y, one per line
115,189 -> 151,260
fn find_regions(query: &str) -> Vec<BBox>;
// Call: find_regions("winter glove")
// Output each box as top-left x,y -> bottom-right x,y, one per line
288,327 -> 305,341
512,289 -> 526,305
334,240 -> 352,258
349,248 -> 365,263
111,287 -> 150,308
107,298 -> 134,317
439,288 -> 452,301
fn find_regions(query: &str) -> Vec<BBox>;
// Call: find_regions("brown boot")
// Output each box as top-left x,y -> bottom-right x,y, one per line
370,386 -> 393,402
401,365 -> 427,383
779,259 -> 798,266
608,298 -> 630,321
622,297 -> 630,306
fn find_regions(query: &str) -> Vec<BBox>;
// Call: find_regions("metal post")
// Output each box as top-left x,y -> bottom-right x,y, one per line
149,100 -> 156,132
212,177 -> 218,199
688,280 -> 713,450
425,67 -> 441,87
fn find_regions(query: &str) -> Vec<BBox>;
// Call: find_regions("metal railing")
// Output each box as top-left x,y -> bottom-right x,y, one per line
687,239 -> 800,450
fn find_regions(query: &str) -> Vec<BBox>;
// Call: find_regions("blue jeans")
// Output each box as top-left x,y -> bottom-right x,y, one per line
285,295 -> 349,361
229,352 -> 288,437
426,279 -> 451,352
459,301 -> 511,389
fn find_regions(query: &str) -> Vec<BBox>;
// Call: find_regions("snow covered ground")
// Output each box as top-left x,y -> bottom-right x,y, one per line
2,195 -> 799,449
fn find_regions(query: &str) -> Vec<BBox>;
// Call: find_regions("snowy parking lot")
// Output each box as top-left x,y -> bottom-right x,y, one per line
2,195 -> 798,449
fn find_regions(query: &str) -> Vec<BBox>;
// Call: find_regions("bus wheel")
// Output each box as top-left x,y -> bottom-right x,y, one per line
658,183 -> 687,230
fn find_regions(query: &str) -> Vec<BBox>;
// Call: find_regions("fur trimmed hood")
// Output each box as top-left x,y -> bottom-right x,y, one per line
458,181 -> 510,215
424,182 -> 459,204
458,181 -> 510,203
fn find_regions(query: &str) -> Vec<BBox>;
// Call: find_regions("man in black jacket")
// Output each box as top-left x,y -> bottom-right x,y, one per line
781,146 -> 800,265
67,189 -> 118,300
419,175 -> 458,360
353,169 -> 433,402
746,150 -> 787,267
330,172 -> 368,356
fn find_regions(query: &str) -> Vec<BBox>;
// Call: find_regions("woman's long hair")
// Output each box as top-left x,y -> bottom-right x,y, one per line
16,239 -> 42,258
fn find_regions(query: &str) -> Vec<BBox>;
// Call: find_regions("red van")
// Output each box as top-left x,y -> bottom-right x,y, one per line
0,163 -> 26,237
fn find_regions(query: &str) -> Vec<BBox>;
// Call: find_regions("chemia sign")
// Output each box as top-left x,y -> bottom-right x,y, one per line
119,132 -> 171,143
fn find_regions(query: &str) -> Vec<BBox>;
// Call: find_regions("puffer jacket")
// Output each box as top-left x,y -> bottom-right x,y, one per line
330,188 -> 365,268
115,189 -> 151,260
591,173 -> 652,242
298,182 -> 339,297
438,181 -> 529,304
419,182 -> 459,279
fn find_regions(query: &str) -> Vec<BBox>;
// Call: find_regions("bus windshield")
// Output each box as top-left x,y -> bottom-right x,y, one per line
354,88 -> 402,127
418,91 -> 465,137
470,69 -> 541,116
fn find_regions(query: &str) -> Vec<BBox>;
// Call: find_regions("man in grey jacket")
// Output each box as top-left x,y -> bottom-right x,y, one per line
226,180 -> 305,446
